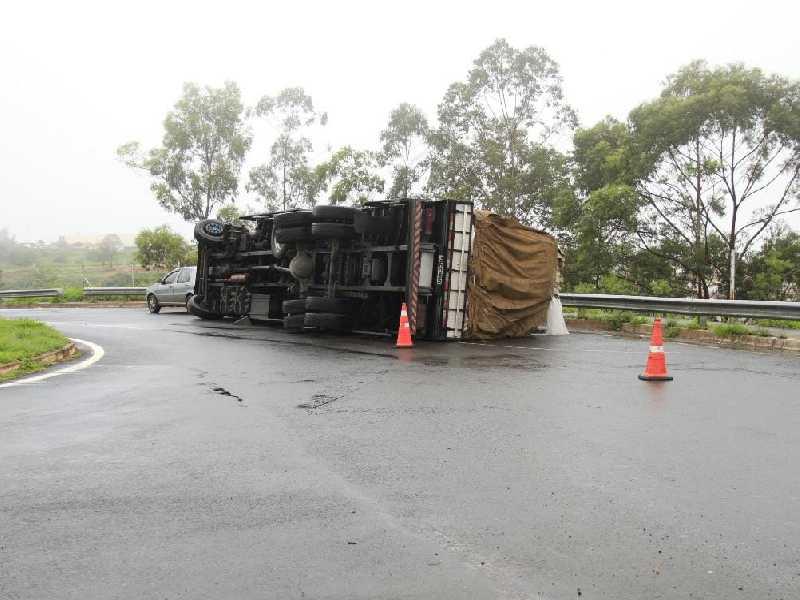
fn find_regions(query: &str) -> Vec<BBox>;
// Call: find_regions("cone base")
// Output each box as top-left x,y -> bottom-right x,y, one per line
396,342 -> 413,348
638,373 -> 673,381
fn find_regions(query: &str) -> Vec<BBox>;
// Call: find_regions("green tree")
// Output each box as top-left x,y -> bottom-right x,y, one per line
134,226 -> 191,270
741,226 -> 800,300
94,234 -> 123,268
216,204 -> 241,224
555,118 -> 641,290
247,87 -> 327,210
428,39 -> 576,226
379,103 -> 429,198
323,146 -> 384,205
118,82 -> 251,221
629,61 -> 800,298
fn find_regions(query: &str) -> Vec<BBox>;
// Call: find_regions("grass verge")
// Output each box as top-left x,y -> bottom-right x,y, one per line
0,317 -> 70,381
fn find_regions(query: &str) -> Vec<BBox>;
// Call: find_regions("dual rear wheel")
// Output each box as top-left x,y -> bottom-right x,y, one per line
281,296 -> 358,333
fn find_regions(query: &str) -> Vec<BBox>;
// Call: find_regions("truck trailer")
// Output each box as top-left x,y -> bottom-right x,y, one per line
188,198 -> 558,340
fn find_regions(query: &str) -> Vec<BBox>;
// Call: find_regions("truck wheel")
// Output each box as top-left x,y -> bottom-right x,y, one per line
312,205 -> 358,223
305,296 -> 359,315
354,214 -> 395,236
283,314 -> 306,332
147,294 -> 161,314
303,312 -> 353,332
270,225 -> 286,259
274,210 -> 312,228
311,222 -> 356,240
282,298 -> 308,315
275,226 -> 313,244
194,219 -> 226,244
188,295 -> 222,320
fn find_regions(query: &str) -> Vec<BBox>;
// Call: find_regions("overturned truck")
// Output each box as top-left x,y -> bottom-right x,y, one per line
189,199 -> 558,340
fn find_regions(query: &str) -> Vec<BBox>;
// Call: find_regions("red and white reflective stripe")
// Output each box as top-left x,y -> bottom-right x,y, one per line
400,308 -> 408,317
649,345 -> 664,353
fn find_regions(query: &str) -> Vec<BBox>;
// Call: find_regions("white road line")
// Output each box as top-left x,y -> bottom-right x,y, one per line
0,338 -> 105,389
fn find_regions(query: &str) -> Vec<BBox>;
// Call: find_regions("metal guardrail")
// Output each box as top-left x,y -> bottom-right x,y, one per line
83,287 -> 147,296
0,288 -> 63,298
1,287 -> 799,320
0,287 -> 145,300
560,293 -> 800,321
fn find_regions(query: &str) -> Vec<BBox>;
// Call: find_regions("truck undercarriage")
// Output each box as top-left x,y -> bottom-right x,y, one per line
189,199 -> 473,340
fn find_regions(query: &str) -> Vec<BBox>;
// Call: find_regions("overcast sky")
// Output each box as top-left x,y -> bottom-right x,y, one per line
2,0 -> 798,243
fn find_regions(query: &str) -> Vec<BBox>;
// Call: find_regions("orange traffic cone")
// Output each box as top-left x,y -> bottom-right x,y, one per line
396,302 -> 413,348
638,318 -> 673,381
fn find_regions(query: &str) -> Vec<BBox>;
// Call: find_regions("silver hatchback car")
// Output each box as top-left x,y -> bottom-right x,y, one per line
145,266 -> 196,313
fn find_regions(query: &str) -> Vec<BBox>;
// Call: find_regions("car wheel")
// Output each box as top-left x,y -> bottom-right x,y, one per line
312,205 -> 358,223
185,294 -> 193,313
274,210 -> 312,228
194,219 -> 226,244
282,298 -> 308,315
147,294 -> 161,314
303,312 -> 353,332
310,222 -> 356,240
283,314 -> 306,332
305,296 -> 359,315
275,226 -> 314,244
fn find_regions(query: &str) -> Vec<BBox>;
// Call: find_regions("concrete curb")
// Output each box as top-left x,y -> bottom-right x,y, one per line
0,342 -> 79,377
566,319 -> 800,355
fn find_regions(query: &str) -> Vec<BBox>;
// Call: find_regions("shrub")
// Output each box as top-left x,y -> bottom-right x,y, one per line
755,319 -> 800,330
712,323 -> 751,337
62,287 -> 84,302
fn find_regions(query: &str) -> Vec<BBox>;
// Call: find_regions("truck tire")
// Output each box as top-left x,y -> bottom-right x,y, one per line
270,225 -> 286,259
354,214 -> 395,236
188,295 -> 223,320
311,222 -> 356,240
283,314 -> 306,332
303,312 -> 353,332
305,296 -> 359,315
282,298 -> 308,315
194,219 -> 226,244
274,210 -> 312,228
275,226 -> 313,243
312,205 -> 357,223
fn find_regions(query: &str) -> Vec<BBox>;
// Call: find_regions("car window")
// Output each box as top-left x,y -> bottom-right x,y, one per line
164,270 -> 179,284
177,268 -> 190,284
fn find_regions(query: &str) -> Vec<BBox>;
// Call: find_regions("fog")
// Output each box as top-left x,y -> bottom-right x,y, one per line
1,0 -> 798,242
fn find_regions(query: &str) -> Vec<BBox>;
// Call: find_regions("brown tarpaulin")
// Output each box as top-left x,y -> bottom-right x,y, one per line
465,211 -> 558,339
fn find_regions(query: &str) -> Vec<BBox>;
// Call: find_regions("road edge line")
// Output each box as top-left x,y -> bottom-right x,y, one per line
0,338 -> 105,389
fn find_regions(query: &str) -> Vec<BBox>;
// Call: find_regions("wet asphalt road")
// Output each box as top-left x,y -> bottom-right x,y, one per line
0,307 -> 798,600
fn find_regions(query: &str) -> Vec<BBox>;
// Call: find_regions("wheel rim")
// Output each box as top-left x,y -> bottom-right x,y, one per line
148,296 -> 157,311
185,295 -> 193,311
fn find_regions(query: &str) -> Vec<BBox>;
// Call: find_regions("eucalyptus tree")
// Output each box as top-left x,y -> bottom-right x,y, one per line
117,82 -> 251,221
428,39 -> 576,227
379,103 -> 429,198
630,61 -> 800,298
323,146 -> 384,205
247,87 -> 327,210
